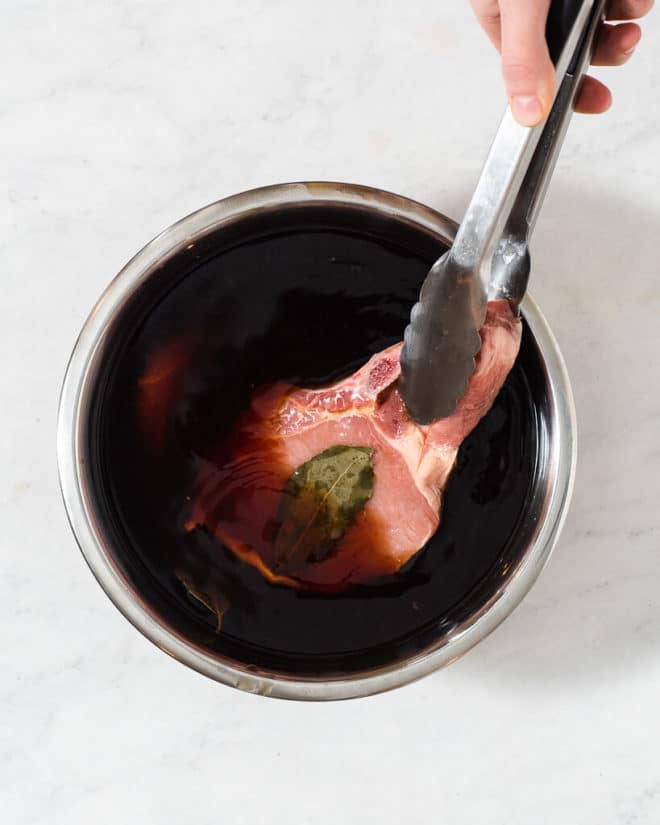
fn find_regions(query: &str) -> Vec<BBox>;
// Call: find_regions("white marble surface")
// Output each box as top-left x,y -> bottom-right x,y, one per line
3,1 -> 660,822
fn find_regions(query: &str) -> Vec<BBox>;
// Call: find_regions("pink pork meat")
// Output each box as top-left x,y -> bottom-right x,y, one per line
186,300 -> 522,591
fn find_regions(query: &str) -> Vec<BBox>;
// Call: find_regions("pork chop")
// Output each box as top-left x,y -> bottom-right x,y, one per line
186,299 -> 522,591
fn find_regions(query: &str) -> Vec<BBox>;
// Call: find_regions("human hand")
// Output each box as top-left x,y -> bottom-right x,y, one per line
470,0 -> 654,125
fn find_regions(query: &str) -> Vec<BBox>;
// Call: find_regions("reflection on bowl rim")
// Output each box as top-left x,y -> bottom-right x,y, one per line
57,182 -> 577,701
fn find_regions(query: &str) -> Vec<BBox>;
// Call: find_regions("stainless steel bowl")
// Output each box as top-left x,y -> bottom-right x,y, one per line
57,182 -> 577,700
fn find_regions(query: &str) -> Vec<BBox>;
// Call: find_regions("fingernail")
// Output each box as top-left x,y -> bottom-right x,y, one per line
623,46 -> 636,57
511,95 -> 543,126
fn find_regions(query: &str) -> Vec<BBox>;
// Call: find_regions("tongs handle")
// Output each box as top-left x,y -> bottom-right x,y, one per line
512,0 -> 608,238
487,0 -> 607,304
547,0 -> 586,66
449,0 -> 605,281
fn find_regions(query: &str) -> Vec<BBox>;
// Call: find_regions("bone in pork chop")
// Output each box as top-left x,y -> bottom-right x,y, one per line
186,299 -> 522,592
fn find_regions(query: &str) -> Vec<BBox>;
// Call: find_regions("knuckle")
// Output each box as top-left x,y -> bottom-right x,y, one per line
481,12 -> 501,26
620,0 -> 654,18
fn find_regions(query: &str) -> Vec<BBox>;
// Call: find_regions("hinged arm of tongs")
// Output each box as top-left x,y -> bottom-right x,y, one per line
450,0 -> 608,287
489,0 -> 608,304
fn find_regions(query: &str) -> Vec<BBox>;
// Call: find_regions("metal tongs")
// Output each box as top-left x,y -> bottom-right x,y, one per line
400,0 -> 608,424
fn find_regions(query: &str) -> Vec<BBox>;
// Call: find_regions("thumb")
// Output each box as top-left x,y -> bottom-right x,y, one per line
499,0 -> 555,126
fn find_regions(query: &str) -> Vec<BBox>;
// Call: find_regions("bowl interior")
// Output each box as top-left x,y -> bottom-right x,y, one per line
80,201 -> 553,682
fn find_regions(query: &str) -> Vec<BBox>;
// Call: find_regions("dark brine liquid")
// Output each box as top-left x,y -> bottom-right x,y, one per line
90,212 -> 540,675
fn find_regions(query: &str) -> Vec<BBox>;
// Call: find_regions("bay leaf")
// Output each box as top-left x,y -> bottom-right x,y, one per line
274,445 -> 374,575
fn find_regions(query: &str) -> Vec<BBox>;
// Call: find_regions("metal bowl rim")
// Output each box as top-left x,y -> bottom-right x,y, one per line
57,181 -> 577,701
